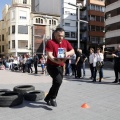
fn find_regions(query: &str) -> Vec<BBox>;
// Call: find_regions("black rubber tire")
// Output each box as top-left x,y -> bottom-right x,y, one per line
0,89 -> 11,95
0,91 -> 23,107
24,90 -> 45,101
13,85 -> 35,94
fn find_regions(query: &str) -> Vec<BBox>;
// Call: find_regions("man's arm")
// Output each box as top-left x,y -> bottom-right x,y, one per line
46,51 -> 64,64
65,49 -> 75,58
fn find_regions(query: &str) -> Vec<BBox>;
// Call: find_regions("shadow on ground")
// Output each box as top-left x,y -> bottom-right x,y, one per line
11,100 -> 53,111
63,76 -> 118,85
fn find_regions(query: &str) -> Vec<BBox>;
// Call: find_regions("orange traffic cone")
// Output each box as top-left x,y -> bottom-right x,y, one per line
81,103 -> 90,108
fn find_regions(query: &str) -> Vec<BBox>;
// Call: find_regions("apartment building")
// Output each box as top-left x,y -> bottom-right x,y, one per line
87,0 -> 105,51
105,0 -> 120,49
0,0 -> 32,57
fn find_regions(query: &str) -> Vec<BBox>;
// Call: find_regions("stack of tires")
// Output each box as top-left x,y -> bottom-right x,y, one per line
0,85 -> 45,107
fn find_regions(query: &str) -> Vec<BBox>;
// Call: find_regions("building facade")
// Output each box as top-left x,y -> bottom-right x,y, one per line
105,0 -> 120,49
0,0 -> 32,57
87,0 -> 105,51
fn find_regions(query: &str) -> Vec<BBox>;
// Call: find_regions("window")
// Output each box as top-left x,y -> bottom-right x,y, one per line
91,26 -> 95,31
49,20 -> 51,25
71,32 -> 76,38
12,25 -> 15,34
38,18 -> 40,23
23,0 -> 27,4
65,23 -> 70,26
101,17 -> 104,22
36,18 -> 38,23
41,19 -> 43,23
53,20 -> 56,25
0,35 -> 1,41
96,26 -> 100,31
2,34 -> 4,41
91,4 -> 95,10
18,25 -> 28,34
18,40 -> 28,48
96,6 -> 100,11
12,40 -> 15,48
90,15 -> 95,21
2,45 -> 4,52
0,46 -> 1,53
96,16 -> 100,21
65,32 -> 70,37
8,27 -> 10,35
8,41 -> 10,49
101,27 -> 104,32
19,11 -> 27,19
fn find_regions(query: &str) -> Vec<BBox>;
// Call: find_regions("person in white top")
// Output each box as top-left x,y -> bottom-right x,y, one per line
89,48 -> 94,79
93,47 -> 104,82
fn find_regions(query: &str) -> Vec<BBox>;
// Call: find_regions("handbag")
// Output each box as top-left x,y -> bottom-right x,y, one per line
96,61 -> 104,70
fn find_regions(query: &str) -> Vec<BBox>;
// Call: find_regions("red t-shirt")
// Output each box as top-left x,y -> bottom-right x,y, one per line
45,39 -> 73,66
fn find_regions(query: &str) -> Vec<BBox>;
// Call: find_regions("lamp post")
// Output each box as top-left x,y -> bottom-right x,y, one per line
68,3 -> 81,49
68,3 -> 88,49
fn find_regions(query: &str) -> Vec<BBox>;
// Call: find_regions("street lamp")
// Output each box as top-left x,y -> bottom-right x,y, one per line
68,2 -> 88,49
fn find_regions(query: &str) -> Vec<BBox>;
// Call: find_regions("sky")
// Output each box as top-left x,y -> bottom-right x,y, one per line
0,0 -> 11,20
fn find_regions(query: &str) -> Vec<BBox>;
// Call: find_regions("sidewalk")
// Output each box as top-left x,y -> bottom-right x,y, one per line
0,68 -> 120,120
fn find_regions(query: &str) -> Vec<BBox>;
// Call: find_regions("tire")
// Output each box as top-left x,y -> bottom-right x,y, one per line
13,85 -> 35,94
24,90 -> 45,101
0,89 -> 11,95
0,91 -> 23,107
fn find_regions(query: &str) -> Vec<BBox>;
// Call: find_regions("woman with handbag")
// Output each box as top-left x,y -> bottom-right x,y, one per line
93,48 -> 104,82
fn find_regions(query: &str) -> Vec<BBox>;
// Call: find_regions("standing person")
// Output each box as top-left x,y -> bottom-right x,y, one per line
2,56 -> 7,68
40,54 -> 46,74
27,55 -> 33,73
44,28 -> 74,107
33,53 -> 39,74
89,48 -> 94,79
75,49 -> 87,78
22,54 -> 27,73
65,59 -> 70,76
112,45 -> 120,83
93,48 -> 104,82
70,54 -> 76,77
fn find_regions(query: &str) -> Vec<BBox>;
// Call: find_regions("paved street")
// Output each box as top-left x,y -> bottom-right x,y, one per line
0,67 -> 120,120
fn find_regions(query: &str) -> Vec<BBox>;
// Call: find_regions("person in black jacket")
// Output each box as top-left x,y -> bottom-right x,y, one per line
112,45 -> 120,83
33,53 -> 39,74
75,49 -> 87,78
